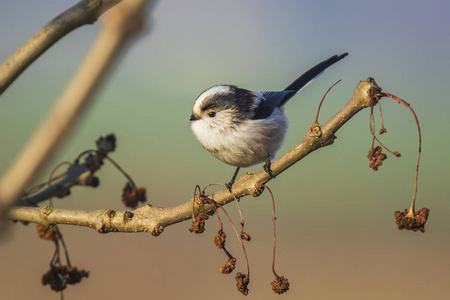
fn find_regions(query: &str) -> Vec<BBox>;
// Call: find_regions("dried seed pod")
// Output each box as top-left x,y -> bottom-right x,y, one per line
394,207 -> 430,232
368,146 -> 387,171
240,232 -> 251,241
235,272 -> 249,295
214,230 -> 227,249
219,257 -> 236,274
42,267 -> 67,292
271,276 -> 290,294
42,265 -> 89,292
36,224 -> 60,241
122,182 -> 146,208
189,212 -> 209,234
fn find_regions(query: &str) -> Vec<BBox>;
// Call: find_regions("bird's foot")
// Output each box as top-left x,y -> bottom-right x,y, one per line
263,158 -> 276,179
226,181 -> 234,192
226,167 -> 241,193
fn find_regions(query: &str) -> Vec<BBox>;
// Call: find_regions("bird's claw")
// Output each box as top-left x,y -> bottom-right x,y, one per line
226,181 -> 234,192
263,158 -> 275,178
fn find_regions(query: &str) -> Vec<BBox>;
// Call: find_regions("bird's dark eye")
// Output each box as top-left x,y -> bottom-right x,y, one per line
208,111 -> 216,118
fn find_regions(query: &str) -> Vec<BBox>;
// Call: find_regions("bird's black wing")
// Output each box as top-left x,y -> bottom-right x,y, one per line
251,91 -> 293,120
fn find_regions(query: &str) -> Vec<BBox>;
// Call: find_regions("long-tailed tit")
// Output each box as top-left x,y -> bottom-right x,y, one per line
189,53 -> 348,189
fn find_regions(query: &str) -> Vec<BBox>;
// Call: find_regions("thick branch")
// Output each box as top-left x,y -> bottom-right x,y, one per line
8,79 -> 380,235
0,0 -> 122,96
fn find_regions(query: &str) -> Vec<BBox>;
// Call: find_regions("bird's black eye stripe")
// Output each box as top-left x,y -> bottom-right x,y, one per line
208,111 -> 216,117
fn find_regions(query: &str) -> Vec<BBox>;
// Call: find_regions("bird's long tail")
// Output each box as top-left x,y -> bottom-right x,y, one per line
279,52 -> 348,106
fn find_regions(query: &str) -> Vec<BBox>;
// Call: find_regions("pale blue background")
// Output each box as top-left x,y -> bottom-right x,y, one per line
0,1 -> 449,299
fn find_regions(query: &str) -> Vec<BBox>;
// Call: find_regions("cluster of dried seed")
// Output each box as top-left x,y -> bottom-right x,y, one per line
122,182 -> 146,208
235,272 -> 250,296
394,207 -> 430,232
42,265 -> 89,292
189,212 -> 209,234
219,257 -> 236,275
271,276 -> 290,294
368,146 -> 387,171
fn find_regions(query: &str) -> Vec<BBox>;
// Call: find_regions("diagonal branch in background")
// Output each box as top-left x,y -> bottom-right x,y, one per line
18,134 -> 116,207
8,79 -> 380,235
0,0 -> 122,96
0,0 -> 154,228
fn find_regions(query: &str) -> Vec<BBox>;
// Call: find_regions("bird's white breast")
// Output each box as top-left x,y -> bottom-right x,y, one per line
191,108 -> 288,167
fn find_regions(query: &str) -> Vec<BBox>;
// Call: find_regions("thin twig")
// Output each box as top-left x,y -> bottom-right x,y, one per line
213,200 -> 250,277
315,79 -> 341,123
262,185 -> 279,278
105,156 -> 136,186
203,183 -> 247,237
381,92 -> 421,216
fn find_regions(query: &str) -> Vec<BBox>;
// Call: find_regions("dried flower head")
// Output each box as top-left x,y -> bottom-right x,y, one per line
219,257 -> 236,274
240,232 -> 251,241
379,127 -> 388,135
271,276 -> 290,294
96,134 -> 116,154
214,230 -> 227,249
189,212 -> 209,234
394,207 -> 430,232
122,182 -> 146,208
235,272 -> 249,295
42,265 -> 89,292
36,224 -> 61,241
42,267 -> 66,292
368,146 -> 387,171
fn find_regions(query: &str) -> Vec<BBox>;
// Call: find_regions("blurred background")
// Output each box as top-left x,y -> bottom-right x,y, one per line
0,0 -> 449,299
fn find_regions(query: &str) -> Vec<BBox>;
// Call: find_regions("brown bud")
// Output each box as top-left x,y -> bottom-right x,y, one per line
240,232 -> 251,241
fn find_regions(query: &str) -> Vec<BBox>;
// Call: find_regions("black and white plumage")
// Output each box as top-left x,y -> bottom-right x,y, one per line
189,53 -> 348,185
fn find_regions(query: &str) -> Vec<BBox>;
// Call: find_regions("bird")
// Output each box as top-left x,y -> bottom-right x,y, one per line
189,52 -> 348,190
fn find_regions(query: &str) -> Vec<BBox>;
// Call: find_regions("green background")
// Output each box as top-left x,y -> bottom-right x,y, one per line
1,0 -> 449,299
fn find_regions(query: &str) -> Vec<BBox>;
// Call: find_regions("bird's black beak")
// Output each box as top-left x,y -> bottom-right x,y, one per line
189,114 -> 198,121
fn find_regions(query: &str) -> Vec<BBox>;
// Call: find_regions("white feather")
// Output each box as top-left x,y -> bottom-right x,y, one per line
191,108 -> 288,167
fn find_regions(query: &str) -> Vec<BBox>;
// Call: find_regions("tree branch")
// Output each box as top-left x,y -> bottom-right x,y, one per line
8,79 -> 380,235
0,0 -> 122,96
0,0 -> 153,229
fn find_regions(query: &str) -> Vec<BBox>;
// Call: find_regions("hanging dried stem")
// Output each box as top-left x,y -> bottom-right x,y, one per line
381,92 -> 422,216
314,79 -> 342,123
213,199 -> 250,279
